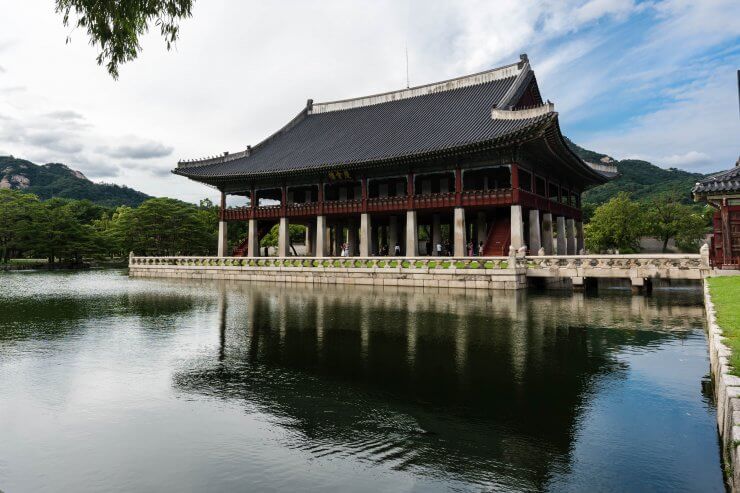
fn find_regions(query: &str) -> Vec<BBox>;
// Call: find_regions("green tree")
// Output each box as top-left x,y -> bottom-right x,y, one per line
260,223 -> 306,255
0,190 -> 42,262
644,195 -> 709,252
104,198 -> 217,255
674,208 -> 711,253
56,0 -> 194,78
584,192 -> 646,253
31,199 -> 95,263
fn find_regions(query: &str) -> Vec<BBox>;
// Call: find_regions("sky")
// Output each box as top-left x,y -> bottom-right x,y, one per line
0,0 -> 738,204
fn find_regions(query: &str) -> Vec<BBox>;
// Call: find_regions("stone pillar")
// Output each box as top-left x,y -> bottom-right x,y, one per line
476,212 -> 487,249
360,213 -> 371,257
542,213 -> 554,255
454,207 -> 466,257
576,221 -> 584,254
389,215 -> 399,255
247,218 -> 259,257
316,215 -> 328,257
347,219 -> 357,256
432,214 -> 441,256
556,216 -> 567,255
510,205 -> 524,250
405,210 -> 418,257
305,222 -> 314,256
218,191 -> 227,256
277,217 -> 289,257
218,220 -> 228,257
528,210 -> 541,254
566,219 -> 576,255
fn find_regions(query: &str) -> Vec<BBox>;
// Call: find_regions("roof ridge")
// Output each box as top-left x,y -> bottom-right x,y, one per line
310,55 -> 528,115
491,102 -> 554,120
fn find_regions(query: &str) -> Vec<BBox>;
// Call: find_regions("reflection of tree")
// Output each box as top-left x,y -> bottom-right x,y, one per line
173,284 -> 703,490
0,287 -> 202,344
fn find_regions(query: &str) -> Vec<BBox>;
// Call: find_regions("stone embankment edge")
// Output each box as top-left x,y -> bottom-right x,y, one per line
704,279 -> 740,491
128,265 -> 528,290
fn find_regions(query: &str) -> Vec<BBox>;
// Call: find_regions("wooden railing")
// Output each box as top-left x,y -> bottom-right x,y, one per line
219,188 -> 523,221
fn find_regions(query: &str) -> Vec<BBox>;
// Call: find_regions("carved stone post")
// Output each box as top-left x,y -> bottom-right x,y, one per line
556,216 -> 567,255
277,217 -> 290,257
360,213 -> 371,257
316,215 -> 328,258
566,218 -> 576,255
454,207 -> 466,256
406,210 -> 418,257
510,205 -> 524,251
542,213 -> 554,255
529,209 -> 541,254
218,191 -> 228,257
247,218 -> 259,257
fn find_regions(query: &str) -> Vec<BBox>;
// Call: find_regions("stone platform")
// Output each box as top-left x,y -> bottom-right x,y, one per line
129,256 -> 527,290
129,253 -> 709,291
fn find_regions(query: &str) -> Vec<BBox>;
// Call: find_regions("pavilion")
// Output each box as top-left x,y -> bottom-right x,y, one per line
693,158 -> 740,269
174,54 -> 613,258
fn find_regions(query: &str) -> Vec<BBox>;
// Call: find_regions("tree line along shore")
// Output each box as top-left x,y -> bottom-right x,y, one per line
0,188 -> 710,267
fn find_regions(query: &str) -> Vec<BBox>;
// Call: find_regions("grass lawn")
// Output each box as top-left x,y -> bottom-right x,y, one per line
6,258 -> 47,265
709,276 -> 740,375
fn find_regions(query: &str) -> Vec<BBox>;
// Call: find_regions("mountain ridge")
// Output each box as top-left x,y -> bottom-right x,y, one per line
565,138 -> 705,205
0,155 -> 151,207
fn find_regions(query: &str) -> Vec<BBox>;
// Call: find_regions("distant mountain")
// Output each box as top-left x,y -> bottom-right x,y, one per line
565,139 -> 706,205
0,156 -> 151,207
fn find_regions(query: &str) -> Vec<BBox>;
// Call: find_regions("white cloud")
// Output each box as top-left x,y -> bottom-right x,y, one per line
99,140 -> 173,160
0,0 -> 737,203
660,151 -> 712,168
580,69 -> 740,173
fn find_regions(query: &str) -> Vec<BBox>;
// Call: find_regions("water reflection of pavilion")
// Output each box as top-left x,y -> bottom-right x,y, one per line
173,283 -> 704,491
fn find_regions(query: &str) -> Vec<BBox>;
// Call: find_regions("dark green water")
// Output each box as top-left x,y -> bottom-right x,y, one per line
0,270 -> 724,492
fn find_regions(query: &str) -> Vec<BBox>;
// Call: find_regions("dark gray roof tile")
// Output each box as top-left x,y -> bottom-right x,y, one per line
693,160 -> 740,195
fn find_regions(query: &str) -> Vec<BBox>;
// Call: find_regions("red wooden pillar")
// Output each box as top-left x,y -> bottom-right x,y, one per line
511,163 -> 519,202
361,176 -> 368,213
407,171 -> 414,209
280,185 -> 287,216
454,167 -> 462,207
318,181 -> 325,215
219,191 -> 226,220
721,199 -> 732,266
249,185 -> 256,220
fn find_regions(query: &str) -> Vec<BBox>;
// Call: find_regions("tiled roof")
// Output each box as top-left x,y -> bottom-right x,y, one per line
174,56 -> 602,184
693,160 -> 740,195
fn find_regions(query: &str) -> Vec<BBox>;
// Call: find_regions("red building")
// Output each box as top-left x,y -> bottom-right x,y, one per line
175,55 -> 613,257
693,159 -> 740,269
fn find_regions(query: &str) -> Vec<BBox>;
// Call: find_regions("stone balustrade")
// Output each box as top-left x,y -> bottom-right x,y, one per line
129,255 -> 522,270
525,254 -> 709,280
128,253 -> 710,290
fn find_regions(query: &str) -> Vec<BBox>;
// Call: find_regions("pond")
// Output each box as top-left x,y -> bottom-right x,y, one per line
0,270 -> 724,492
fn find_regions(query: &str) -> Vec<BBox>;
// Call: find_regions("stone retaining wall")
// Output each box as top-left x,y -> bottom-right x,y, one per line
128,264 -> 528,290
704,280 -> 740,491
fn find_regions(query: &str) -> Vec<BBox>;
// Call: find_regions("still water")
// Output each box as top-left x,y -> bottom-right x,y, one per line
0,270 -> 724,492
